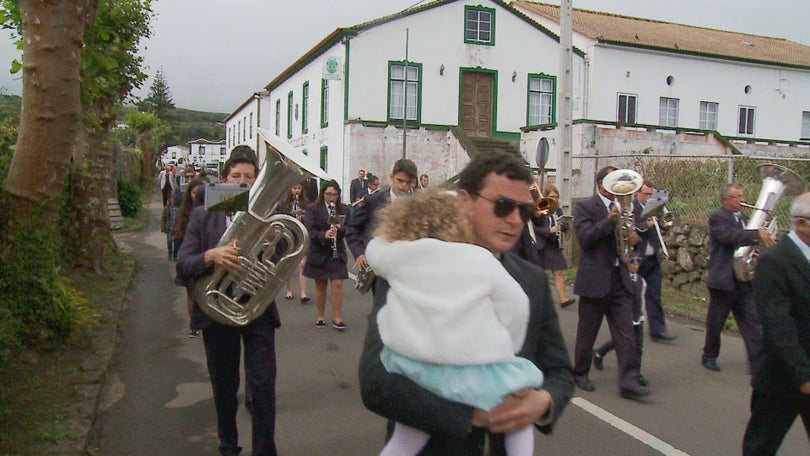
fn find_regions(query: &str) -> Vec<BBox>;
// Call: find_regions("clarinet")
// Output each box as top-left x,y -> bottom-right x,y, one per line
328,202 -> 339,259
552,214 -> 563,250
292,195 -> 301,220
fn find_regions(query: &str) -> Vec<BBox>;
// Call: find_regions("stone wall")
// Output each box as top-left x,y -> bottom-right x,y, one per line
660,223 -> 710,296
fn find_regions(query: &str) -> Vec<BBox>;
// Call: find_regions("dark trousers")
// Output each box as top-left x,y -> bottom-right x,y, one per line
743,389 -> 810,456
162,182 -> 172,206
595,322 -> 644,372
203,318 -> 278,456
573,268 -> 641,390
639,256 -> 666,337
702,286 -> 762,367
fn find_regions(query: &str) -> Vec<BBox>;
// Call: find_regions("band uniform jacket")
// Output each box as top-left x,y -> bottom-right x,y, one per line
573,194 -> 633,298
345,189 -> 389,258
751,236 -> 810,395
176,203 -> 281,331
359,251 -> 574,455
706,206 -> 760,292
303,202 -> 349,267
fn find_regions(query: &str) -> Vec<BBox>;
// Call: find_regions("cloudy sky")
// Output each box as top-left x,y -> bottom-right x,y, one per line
1,0 -> 809,114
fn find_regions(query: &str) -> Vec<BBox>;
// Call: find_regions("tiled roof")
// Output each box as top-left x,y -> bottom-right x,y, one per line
512,1 -> 810,69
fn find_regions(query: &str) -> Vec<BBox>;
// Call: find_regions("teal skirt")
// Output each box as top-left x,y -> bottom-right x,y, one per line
381,346 -> 544,411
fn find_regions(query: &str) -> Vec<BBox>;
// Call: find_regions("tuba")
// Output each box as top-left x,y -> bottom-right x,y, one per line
603,169 -> 644,263
194,149 -> 312,326
732,164 -> 805,282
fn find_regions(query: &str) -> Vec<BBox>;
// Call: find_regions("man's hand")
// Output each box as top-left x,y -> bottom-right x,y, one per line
608,205 -> 620,223
205,242 -> 241,273
800,382 -> 810,395
486,389 -> 551,433
758,228 -> 775,247
354,254 -> 369,270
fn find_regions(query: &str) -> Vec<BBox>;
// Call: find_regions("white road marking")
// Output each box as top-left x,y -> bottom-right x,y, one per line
572,396 -> 691,456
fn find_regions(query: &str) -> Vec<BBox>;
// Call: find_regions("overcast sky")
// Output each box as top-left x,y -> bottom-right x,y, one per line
2,0 -> 809,114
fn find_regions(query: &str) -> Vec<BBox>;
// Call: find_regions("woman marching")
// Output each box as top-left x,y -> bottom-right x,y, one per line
302,180 -> 350,330
534,184 -> 576,308
278,182 -> 310,304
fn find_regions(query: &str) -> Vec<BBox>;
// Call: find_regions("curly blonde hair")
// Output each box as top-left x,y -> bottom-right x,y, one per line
373,188 -> 475,243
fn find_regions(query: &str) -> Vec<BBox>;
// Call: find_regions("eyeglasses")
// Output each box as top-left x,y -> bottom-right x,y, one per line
472,192 -> 533,223
627,257 -> 643,265
795,216 -> 810,222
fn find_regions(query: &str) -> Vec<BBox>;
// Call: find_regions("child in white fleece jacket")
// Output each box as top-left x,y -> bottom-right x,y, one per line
366,188 -> 544,456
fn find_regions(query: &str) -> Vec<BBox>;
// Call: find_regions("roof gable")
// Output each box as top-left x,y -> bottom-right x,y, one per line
262,0 -> 580,93
512,1 -> 810,69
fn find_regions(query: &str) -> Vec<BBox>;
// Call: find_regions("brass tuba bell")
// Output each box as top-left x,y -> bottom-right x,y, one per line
602,169 -> 644,263
530,182 -> 558,217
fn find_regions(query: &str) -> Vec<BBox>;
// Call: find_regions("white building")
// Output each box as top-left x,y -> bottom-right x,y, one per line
224,0 -> 810,194
187,138 -> 227,171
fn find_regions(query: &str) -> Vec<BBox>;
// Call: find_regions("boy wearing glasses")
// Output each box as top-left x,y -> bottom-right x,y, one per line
359,151 -> 573,456
571,166 -> 649,400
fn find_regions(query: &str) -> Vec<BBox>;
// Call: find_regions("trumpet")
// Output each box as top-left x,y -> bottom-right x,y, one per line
530,182 -> 558,217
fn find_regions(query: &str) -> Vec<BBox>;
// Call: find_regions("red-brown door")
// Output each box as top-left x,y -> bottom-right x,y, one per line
461,71 -> 493,137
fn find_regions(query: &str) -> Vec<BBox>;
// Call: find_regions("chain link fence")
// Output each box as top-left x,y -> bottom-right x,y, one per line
569,154 -> 810,224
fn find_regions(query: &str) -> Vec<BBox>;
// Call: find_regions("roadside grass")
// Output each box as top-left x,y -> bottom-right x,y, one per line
0,231 -> 137,455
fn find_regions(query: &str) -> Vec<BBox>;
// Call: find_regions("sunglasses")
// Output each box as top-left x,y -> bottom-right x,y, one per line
472,192 -> 533,223
627,257 -> 643,265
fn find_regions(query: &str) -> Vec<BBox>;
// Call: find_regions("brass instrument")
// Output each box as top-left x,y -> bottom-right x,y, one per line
641,190 -> 675,259
194,147 -> 315,327
530,182 -> 558,217
603,169 -> 644,263
732,164 -> 805,281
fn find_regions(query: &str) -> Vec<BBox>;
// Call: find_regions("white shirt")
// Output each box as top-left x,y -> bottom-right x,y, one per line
788,230 -> 810,264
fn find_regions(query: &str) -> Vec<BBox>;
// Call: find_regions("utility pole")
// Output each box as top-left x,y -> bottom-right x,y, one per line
402,28 -> 409,159
558,0 -> 574,215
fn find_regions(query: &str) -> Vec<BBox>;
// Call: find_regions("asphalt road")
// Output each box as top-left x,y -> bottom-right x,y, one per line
93,196 -> 808,455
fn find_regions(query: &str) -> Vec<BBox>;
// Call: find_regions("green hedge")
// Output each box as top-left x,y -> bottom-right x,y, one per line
117,179 -> 142,217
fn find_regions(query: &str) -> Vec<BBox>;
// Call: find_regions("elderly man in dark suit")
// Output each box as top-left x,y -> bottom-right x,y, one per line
346,159 -> 417,273
633,181 -> 677,342
571,166 -> 649,400
176,146 -> 280,456
349,169 -> 367,204
359,151 -> 573,455
742,192 -> 810,455
701,183 -> 773,372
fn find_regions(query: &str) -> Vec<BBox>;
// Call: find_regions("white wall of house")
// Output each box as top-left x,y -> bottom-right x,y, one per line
225,97 -> 262,163
188,141 -> 227,169
345,0 -> 580,131
587,46 -> 810,140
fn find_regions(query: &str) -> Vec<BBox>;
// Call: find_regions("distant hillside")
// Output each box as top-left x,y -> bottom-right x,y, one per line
0,96 -> 226,147
164,107 -> 227,146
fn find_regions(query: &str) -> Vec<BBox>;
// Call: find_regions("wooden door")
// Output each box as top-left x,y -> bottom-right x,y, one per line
461,71 -> 493,137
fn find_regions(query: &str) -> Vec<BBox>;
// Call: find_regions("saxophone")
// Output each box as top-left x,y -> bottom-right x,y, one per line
732,164 -> 805,281
195,149 -> 312,326
602,169 -> 644,263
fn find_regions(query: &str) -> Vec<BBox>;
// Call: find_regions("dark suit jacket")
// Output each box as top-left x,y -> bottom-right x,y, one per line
359,252 -> 574,455
533,207 -> 568,252
176,203 -> 281,330
350,177 -> 367,203
707,206 -> 760,291
345,190 -> 389,258
751,235 -> 810,395
303,201 -> 349,266
573,194 -> 632,298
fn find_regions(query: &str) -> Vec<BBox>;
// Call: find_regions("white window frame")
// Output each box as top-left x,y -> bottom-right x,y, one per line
801,111 -> 810,139
617,93 -> 637,124
699,101 -> 719,130
528,75 -> 554,125
738,106 -> 756,136
659,97 -> 679,127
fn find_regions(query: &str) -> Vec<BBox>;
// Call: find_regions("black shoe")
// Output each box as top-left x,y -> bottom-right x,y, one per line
332,320 -> 346,331
638,374 -> 649,386
314,319 -> 326,329
574,375 -> 595,392
701,358 -> 721,372
300,297 -> 311,304
620,385 -> 651,400
593,352 -> 604,371
188,329 -> 200,338
651,332 -> 678,342
561,298 -> 576,308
